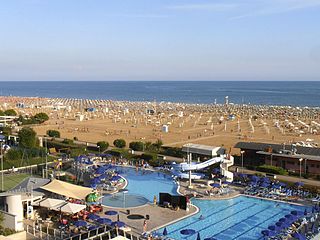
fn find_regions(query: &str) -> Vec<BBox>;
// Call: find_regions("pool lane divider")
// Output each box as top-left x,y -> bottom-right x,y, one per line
230,209 -> 287,240
193,203 -> 258,235
167,200 -> 245,235
210,206 -> 271,239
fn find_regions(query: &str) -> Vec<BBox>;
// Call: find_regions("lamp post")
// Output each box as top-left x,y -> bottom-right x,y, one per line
97,145 -> 100,154
240,150 -> 245,173
1,141 -> 3,192
270,154 -> 273,166
299,158 -> 303,178
0,133 -> 5,192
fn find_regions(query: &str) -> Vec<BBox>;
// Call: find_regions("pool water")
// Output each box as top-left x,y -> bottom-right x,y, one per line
157,196 -> 307,240
102,166 -> 178,208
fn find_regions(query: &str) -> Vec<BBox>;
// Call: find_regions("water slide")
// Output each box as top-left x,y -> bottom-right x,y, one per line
171,155 -> 234,181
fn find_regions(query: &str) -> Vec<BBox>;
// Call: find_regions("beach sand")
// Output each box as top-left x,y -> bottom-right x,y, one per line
2,96 -> 320,155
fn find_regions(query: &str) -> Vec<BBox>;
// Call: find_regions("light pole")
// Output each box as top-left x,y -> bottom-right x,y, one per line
240,150 -> 245,173
0,133 -> 5,192
299,158 -> 303,178
1,141 -> 3,192
270,154 -> 273,166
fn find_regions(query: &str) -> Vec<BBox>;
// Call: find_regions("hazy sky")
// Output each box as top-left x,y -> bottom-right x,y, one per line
0,0 -> 320,81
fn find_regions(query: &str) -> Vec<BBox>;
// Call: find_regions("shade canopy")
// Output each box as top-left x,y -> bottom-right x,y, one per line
74,220 -> 87,227
41,179 -> 93,200
33,198 -> 65,208
51,202 -> 86,214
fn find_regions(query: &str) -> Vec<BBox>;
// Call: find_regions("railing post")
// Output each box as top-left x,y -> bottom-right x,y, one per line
40,224 -> 42,239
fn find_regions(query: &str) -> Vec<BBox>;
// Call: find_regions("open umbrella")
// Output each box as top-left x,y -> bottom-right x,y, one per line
74,220 -> 87,227
87,213 -> 100,221
111,221 -> 125,228
88,225 -> 99,231
180,229 -> 196,235
196,232 -> 201,240
210,183 -> 220,188
222,181 -> 231,185
204,238 -> 217,240
110,175 -> 122,181
163,227 -> 168,236
295,182 -> 304,187
97,218 -> 112,225
182,229 -> 196,235
105,210 -> 118,216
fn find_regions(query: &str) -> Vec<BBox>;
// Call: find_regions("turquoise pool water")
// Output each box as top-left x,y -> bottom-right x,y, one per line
102,166 -> 178,208
157,196 -> 307,240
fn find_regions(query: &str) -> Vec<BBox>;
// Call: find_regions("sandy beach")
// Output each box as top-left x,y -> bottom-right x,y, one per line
1,96 -> 320,154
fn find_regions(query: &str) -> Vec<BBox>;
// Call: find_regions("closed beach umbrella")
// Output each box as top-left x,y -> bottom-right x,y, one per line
197,232 -> 201,240
180,229 -> 196,235
105,210 -> 118,216
74,220 -> 87,227
304,209 -> 308,215
163,227 -> 168,236
97,218 -> 112,224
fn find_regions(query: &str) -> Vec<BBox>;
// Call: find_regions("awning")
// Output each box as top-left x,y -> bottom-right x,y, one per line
40,179 -> 93,200
33,198 -> 65,208
51,202 -> 86,214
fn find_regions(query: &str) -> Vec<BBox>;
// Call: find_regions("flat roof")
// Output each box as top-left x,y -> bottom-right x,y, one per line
182,143 -> 224,156
257,151 -> 320,161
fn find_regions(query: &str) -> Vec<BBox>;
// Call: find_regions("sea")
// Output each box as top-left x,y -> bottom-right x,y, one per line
0,81 -> 320,107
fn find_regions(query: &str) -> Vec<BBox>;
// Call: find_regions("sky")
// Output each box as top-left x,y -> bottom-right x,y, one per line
0,0 -> 320,81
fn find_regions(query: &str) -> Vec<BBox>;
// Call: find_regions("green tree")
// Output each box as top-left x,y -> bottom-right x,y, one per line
4,109 -> 17,116
46,129 -> 61,138
97,141 -> 109,152
33,112 -> 49,123
0,110 -> 4,116
18,127 -> 37,148
129,141 -> 144,151
113,139 -> 126,148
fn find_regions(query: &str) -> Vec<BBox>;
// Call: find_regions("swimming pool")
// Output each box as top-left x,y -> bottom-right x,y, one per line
157,196 -> 308,240
102,166 -> 178,208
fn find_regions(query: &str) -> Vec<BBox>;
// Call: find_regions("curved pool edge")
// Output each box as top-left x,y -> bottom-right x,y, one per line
148,203 -> 200,234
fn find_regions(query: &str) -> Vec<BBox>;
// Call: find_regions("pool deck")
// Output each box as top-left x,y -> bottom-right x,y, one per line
99,203 -> 198,235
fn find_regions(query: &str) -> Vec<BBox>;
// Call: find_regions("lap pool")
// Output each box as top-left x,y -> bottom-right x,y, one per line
102,166 -> 178,208
157,196 -> 307,240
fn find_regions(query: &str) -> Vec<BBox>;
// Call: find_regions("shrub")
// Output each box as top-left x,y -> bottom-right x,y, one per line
256,165 -> 288,175
33,112 -> 49,123
141,153 -> 157,161
47,130 -> 61,138
161,147 -> 184,158
129,141 -> 144,151
113,139 -> 126,148
97,141 -> 109,152
62,139 -> 74,145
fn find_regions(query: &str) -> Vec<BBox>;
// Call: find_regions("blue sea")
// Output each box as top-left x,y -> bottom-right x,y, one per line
0,81 -> 320,107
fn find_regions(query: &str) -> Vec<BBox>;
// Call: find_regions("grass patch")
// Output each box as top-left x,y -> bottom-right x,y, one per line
0,173 -> 30,191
